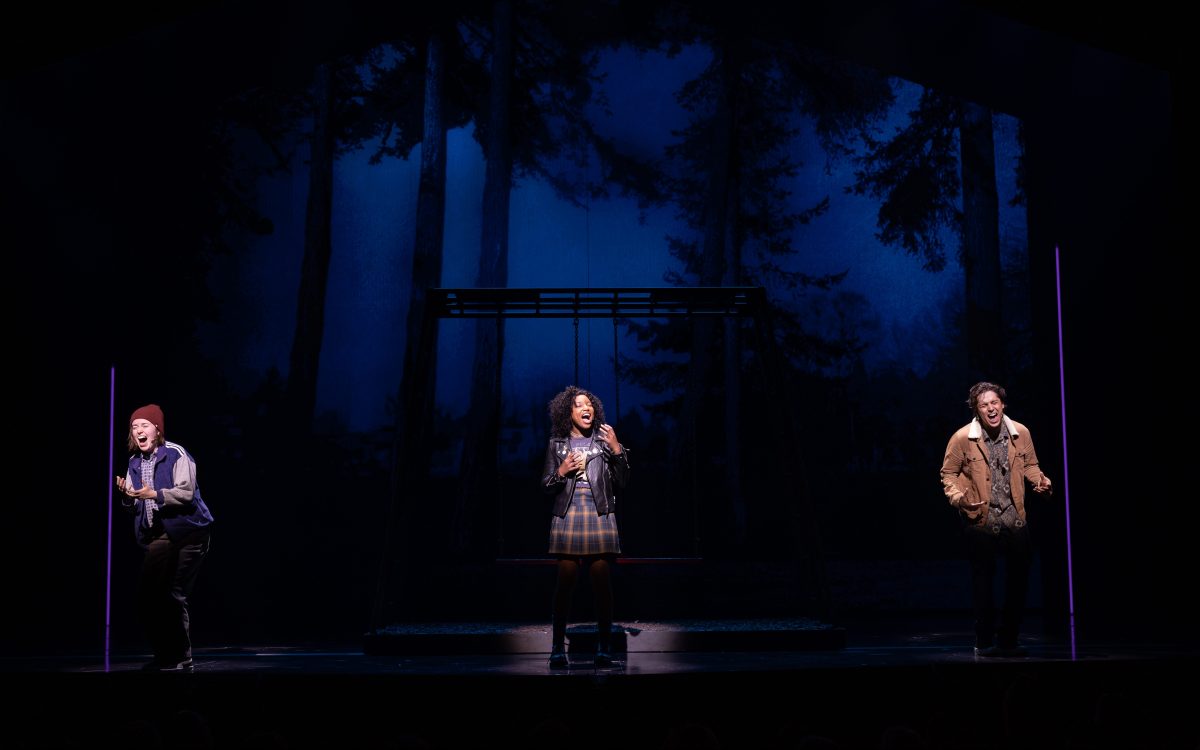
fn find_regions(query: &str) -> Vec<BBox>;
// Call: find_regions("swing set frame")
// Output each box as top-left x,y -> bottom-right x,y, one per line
370,286 -> 830,629
435,286 -> 764,418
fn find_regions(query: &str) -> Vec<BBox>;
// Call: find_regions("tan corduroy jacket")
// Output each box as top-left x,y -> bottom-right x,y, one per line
940,415 -> 1049,525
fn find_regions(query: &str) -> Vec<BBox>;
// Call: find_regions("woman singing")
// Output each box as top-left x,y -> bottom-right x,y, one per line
541,386 -> 630,668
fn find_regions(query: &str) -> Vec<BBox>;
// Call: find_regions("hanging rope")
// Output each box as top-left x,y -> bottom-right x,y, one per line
613,317 -> 621,421
573,316 -> 580,385
585,178 -> 592,387
495,311 -> 504,555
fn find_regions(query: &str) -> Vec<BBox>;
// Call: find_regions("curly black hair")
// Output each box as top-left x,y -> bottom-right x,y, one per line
547,385 -> 607,439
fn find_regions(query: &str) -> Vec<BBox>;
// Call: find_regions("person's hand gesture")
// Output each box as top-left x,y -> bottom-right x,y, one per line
116,476 -> 154,499
956,492 -> 986,511
558,450 -> 584,478
597,423 -> 621,454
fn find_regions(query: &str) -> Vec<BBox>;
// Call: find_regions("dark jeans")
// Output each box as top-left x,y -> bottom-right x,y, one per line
137,528 -> 210,663
964,523 -> 1031,648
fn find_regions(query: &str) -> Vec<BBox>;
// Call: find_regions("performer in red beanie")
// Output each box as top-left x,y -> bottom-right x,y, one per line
116,404 -> 214,672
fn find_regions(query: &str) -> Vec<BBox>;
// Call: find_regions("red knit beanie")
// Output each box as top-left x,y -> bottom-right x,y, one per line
130,404 -> 165,434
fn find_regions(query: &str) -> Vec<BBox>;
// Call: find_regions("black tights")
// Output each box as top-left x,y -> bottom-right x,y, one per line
551,555 -> 613,649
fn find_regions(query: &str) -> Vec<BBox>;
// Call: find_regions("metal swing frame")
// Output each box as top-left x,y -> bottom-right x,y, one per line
371,286 -> 829,629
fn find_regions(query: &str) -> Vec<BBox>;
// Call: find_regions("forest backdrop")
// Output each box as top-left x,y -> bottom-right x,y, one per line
1,0 -> 1178,653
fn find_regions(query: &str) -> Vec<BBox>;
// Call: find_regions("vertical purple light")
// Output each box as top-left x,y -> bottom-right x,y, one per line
105,366 -> 115,673
1054,247 -> 1076,657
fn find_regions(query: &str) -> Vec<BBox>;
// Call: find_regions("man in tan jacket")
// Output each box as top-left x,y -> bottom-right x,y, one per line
941,382 -> 1052,657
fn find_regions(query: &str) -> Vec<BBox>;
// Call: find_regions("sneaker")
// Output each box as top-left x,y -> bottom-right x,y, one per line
548,648 -> 568,669
594,648 -> 613,668
158,658 -> 194,673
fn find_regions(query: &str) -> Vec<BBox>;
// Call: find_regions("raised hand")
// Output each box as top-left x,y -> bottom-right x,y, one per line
597,424 -> 621,454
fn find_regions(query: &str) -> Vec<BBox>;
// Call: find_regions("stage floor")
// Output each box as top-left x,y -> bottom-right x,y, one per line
17,642 -> 1190,677
3,618 -> 1196,749
4,616 -> 1190,675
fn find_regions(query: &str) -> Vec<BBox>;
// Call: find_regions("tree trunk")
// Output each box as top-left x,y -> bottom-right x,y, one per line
373,29 -> 447,628
960,101 -> 1003,382
678,43 -> 736,555
454,0 -> 514,558
285,63 -> 335,433
722,167 -> 745,548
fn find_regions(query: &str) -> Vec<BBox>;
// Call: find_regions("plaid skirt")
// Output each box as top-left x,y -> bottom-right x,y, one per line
548,482 -> 621,556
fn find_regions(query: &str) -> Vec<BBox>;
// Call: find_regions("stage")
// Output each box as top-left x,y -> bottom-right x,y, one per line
4,617 -> 1195,749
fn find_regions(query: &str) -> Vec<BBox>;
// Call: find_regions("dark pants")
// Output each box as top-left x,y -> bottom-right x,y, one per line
137,529 -> 210,663
964,523 -> 1031,648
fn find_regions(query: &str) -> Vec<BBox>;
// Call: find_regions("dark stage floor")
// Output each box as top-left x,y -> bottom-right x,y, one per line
3,618 -> 1196,749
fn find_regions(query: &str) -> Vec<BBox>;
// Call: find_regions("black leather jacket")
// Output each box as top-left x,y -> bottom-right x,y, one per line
541,437 -> 630,518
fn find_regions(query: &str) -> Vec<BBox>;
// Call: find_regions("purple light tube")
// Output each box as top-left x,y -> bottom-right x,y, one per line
1054,247 -> 1076,622
105,367 -> 115,672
